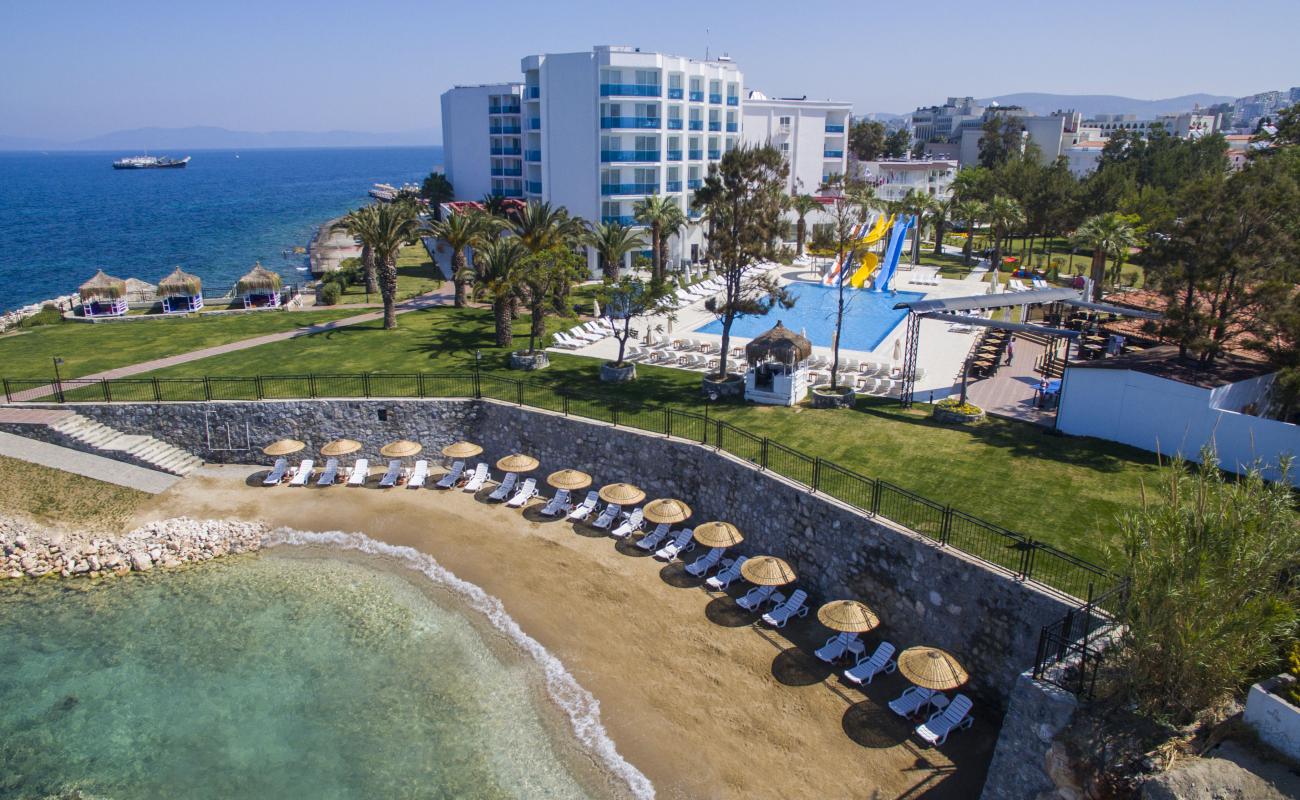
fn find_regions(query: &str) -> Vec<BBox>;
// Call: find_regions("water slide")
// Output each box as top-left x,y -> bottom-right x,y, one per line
872,214 -> 915,292
847,214 -> 896,288
820,223 -> 863,286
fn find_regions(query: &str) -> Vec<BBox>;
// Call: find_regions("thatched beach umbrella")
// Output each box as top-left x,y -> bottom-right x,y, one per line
547,469 -> 592,491
157,266 -> 203,298
817,600 -> 881,634
236,262 -> 283,294
643,498 -> 692,525
897,647 -> 968,691
598,483 -> 645,506
78,269 -> 127,301
745,321 -> 813,365
693,521 -> 744,548
441,441 -> 483,459
263,439 -> 305,456
496,453 -> 540,473
320,439 -> 362,457
740,556 -> 797,586
380,440 -> 422,458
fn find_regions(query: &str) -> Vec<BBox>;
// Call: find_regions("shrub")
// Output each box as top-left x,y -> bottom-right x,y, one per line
317,282 -> 341,305
935,397 -> 982,415
1287,642 -> 1300,705
19,304 -> 63,328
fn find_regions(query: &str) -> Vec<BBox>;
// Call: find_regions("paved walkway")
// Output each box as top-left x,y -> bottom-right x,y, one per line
965,337 -> 1056,426
0,431 -> 179,493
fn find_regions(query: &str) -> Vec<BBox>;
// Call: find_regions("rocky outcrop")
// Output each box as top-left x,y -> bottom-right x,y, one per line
1140,742 -> 1300,800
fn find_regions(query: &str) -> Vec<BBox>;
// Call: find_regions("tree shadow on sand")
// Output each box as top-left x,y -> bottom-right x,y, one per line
658,562 -> 698,588
704,595 -> 755,628
842,699 -> 912,749
771,646 -> 834,686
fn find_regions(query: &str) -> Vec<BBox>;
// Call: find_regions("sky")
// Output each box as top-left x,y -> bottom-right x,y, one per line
2,0 -> 1297,142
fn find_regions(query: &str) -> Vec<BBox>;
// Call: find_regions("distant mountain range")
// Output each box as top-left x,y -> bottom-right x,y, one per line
0,126 -> 439,152
975,93 -> 1235,118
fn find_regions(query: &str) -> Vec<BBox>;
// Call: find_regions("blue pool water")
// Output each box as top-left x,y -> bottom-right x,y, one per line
695,283 -> 926,352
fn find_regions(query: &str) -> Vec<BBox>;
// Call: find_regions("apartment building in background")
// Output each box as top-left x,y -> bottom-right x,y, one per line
740,91 -> 852,194
860,159 -> 958,204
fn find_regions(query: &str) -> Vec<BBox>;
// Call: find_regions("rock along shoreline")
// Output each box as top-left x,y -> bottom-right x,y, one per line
1,516 -> 265,580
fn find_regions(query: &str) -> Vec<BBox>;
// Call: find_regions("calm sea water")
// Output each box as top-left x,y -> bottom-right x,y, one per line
0,147 -> 441,311
0,551 -> 609,799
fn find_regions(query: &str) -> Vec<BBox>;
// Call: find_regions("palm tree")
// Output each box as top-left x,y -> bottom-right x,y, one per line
950,199 -> 985,266
789,194 -> 821,256
479,193 -> 517,222
584,221 -> 644,280
475,236 -> 528,347
425,211 -> 493,307
511,200 -> 586,315
353,201 -> 423,329
926,197 -> 954,256
633,195 -> 680,284
1073,212 -> 1139,301
983,196 -> 1025,276
332,206 -> 381,295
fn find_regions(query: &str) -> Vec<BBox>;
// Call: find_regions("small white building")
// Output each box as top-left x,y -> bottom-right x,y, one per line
741,91 -> 852,194
1057,347 -> 1298,485
862,159 -> 957,204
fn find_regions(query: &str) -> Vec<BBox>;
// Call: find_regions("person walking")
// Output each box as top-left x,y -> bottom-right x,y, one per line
1005,338 -> 1015,366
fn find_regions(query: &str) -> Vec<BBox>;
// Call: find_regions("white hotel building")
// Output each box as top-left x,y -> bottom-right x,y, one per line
440,45 -> 851,269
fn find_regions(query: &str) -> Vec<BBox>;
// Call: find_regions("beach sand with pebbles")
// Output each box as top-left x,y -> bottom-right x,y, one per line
128,463 -> 994,799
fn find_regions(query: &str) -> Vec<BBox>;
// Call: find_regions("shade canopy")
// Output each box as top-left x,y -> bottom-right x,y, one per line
693,521 -> 744,548
547,469 -> 592,490
441,441 -> 483,459
817,600 -> 880,633
598,482 -> 645,505
897,647 -> 968,691
320,439 -> 362,457
740,555 -> 797,586
380,440 -> 423,458
157,266 -> 203,297
496,453 -> 540,473
236,262 -> 283,293
643,498 -> 692,524
263,438 -> 305,456
745,321 -> 812,365
78,269 -> 127,300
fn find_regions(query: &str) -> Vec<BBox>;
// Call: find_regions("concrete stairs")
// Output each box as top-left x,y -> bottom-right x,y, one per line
47,414 -> 203,476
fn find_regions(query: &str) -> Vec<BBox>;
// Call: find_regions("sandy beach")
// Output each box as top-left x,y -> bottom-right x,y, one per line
129,465 -> 994,799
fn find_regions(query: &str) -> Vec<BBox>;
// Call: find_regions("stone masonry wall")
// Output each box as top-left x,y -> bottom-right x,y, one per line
0,421 -> 177,474
978,670 -> 1080,799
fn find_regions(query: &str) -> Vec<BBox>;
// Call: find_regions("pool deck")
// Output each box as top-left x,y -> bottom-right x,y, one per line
553,263 -> 982,398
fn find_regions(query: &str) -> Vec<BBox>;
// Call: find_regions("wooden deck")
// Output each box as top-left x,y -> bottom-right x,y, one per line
965,337 -> 1057,427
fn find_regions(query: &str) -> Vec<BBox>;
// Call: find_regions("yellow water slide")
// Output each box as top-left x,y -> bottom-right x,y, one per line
848,214 -> 895,287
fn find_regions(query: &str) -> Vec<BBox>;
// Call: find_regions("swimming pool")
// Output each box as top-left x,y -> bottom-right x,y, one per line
694,283 -> 925,352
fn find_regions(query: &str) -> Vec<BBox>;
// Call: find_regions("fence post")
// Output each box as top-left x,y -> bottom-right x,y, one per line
473,371 -> 482,399
562,395 -> 569,416
101,378 -> 110,402
308,374 -> 317,399
664,408 -> 672,438
363,373 -> 371,398
255,375 -> 264,400
702,405 -> 709,444
812,458 -> 821,492
1021,539 -> 1035,581
152,377 -> 162,402
760,438 -> 768,471
2,379 -> 9,404
871,480 -> 882,516
516,380 -> 523,406
940,507 -> 952,545
204,376 -> 212,402
612,407 -> 620,427
417,373 -> 426,398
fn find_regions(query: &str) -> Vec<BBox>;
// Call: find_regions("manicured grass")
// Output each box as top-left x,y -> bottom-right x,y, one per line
0,308 -> 362,380
327,244 -> 444,305
0,454 -> 150,532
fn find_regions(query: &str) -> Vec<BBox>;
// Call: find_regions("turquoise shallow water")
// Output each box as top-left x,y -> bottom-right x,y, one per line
0,550 -> 612,800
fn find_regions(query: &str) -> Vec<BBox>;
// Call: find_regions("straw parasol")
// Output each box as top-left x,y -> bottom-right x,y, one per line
380,440 -> 423,458
740,556 -> 797,586
263,439 -> 305,456
496,453 -> 540,473
817,600 -> 881,633
693,521 -> 744,548
320,439 -> 361,457
78,269 -> 127,300
643,498 -> 692,525
598,482 -> 646,505
441,441 -> 483,459
547,469 -> 592,490
157,266 -> 203,298
745,321 -> 812,366
235,262 -> 283,294
897,646 -> 968,691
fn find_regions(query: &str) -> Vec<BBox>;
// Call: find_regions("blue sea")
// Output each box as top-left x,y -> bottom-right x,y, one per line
0,147 -> 441,311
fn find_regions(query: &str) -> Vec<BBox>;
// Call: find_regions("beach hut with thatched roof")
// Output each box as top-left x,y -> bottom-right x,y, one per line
742,320 -> 813,406
236,262 -> 283,309
78,269 -> 128,317
157,266 -> 204,313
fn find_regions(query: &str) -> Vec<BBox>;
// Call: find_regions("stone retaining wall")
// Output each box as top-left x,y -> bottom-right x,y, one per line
0,421 -> 176,474
978,670 -> 1080,799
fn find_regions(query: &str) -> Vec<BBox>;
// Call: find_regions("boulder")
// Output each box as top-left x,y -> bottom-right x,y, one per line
130,552 -> 153,572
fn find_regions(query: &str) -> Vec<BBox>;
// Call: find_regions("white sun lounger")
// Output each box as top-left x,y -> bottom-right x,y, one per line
315,458 -> 340,486
916,694 -> 974,746
378,459 -> 402,488
540,488 -> 571,517
346,459 -> 369,486
761,589 -> 810,627
736,584 -> 785,612
506,477 -> 537,508
488,472 -> 518,501
407,460 -> 429,488
592,503 -> 621,530
435,460 -> 465,489
462,462 -> 489,492
844,642 -> 897,686
611,508 -> 645,539
705,556 -> 749,590
263,458 -> 289,485
567,491 -> 599,520
551,333 -> 583,349
288,459 -> 315,487
633,522 -> 671,550
815,632 -> 865,663
889,686 -> 942,718
654,528 -> 696,561
684,548 -> 726,577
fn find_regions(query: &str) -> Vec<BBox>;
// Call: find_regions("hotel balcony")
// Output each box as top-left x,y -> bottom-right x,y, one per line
688,149 -> 703,160
689,90 -> 704,102
824,150 -> 844,159
600,150 -> 661,163
668,88 -> 684,99
491,166 -> 523,177
688,120 -> 703,131
491,147 -> 523,156
688,208 -> 703,219
708,149 -> 721,159
666,180 -> 683,192
600,116 -> 661,130
826,124 -> 846,133
709,93 -> 722,104
528,118 -> 541,130
667,119 -> 683,130
687,178 -> 702,189
666,149 -> 683,161
499,188 -> 524,198
601,183 -> 659,196
489,124 -> 522,135
526,86 -> 540,99
526,181 -> 542,194
727,96 -> 739,106
708,121 -> 721,132
725,122 -> 737,133
524,150 -> 541,162
600,83 -> 661,97
601,215 -> 637,225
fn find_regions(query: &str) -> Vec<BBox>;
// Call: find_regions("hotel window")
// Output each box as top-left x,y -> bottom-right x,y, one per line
602,201 -> 621,218
634,167 -> 657,187
780,142 -> 790,153
669,74 -> 683,91
635,70 -> 658,87
634,135 -> 657,155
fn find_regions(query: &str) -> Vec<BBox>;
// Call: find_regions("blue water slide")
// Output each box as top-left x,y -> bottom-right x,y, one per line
873,214 -> 915,292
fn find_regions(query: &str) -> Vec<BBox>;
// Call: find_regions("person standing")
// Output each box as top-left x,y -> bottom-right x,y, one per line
1005,338 -> 1015,366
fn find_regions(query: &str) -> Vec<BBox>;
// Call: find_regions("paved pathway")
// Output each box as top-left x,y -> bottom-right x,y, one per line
966,337 -> 1056,426
0,431 -> 179,493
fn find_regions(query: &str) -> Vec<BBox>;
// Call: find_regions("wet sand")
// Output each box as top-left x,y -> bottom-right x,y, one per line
131,465 -> 994,799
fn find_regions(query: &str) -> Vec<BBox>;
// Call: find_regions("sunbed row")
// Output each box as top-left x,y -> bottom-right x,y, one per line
551,319 -> 618,350
905,268 -> 942,286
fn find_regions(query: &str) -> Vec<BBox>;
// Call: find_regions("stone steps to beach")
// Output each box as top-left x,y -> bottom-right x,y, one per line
48,414 -> 203,476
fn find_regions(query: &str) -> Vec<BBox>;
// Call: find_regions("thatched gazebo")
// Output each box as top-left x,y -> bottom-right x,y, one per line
236,262 -> 283,309
745,321 -> 812,366
157,267 -> 204,313
742,321 -> 813,407
78,269 -> 128,318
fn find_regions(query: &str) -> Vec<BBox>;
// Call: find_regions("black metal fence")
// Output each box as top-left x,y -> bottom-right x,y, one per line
1032,582 -> 1127,700
2,371 -> 1116,600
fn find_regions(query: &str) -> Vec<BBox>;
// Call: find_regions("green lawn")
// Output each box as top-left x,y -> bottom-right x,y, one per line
325,244 -> 443,305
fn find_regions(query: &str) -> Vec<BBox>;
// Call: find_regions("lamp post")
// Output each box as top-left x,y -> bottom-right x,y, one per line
52,356 -> 65,403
